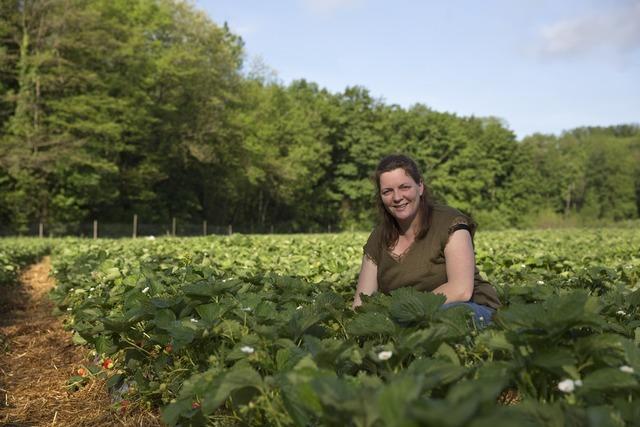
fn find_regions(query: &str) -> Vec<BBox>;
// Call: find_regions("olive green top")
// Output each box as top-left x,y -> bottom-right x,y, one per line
363,204 -> 500,309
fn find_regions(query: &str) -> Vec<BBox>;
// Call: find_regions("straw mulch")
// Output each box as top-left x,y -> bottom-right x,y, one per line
0,257 -> 162,427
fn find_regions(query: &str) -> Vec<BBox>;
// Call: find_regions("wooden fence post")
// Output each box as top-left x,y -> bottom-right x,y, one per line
172,217 -> 176,237
228,224 -> 232,235
39,223 -> 43,238
203,220 -> 207,236
133,214 -> 138,238
93,220 -> 98,239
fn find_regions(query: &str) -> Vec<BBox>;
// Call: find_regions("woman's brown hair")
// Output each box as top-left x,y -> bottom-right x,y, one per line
374,154 -> 434,249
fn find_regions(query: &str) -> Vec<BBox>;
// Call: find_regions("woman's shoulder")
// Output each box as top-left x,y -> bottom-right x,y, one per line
363,224 -> 384,264
430,204 -> 477,234
364,223 -> 385,248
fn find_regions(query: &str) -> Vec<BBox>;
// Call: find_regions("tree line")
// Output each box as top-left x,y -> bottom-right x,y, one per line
1,0 -> 639,235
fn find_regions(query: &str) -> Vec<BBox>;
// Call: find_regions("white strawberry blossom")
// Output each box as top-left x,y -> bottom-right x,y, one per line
377,350 -> 393,361
190,318 -> 199,323
296,305 -> 303,310
620,365 -> 634,374
616,310 -> 627,316
558,378 -> 582,393
142,287 -> 150,294
537,280 -> 544,285
241,346 -> 255,354
241,307 -> 252,312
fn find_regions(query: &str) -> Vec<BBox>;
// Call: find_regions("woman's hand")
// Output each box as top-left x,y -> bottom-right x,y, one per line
433,229 -> 475,303
352,255 -> 378,309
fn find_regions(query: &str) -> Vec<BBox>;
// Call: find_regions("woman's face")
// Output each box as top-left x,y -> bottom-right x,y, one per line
379,168 -> 424,226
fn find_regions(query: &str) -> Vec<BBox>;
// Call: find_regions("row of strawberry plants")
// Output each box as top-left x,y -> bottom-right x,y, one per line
48,230 -> 640,426
0,238 -> 52,286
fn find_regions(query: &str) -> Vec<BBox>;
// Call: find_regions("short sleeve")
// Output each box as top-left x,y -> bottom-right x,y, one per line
433,206 -> 477,253
363,227 -> 382,265
447,214 -> 476,239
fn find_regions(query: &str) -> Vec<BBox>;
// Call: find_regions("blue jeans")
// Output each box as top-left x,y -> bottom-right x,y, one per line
441,301 -> 495,326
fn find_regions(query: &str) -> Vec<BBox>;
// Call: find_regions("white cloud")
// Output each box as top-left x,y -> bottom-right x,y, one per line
302,0 -> 365,16
537,1 -> 640,58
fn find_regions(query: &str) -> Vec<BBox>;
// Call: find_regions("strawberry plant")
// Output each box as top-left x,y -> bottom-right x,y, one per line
36,229 -> 640,425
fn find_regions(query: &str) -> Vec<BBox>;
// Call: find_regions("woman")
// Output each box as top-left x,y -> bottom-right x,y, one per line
352,154 -> 500,323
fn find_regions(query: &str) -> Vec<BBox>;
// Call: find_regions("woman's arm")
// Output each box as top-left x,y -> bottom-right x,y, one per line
352,255 -> 379,309
432,229 -> 475,303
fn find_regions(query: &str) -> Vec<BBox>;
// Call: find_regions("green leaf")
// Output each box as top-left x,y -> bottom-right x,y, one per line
182,279 -> 241,297
389,288 -> 444,325
585,406 -> 625,427
95,336 -> 118,355
397,325 -> 452,355
530,348 -> 576,369
347,312 -> 396,337
276,347 -> 308,371
580,368 -> 638,392
406,358 -> 468,390
161,399 -> 193,426
101,317 -> 131,333
165,320 -> 197,348
72,332 -> 87,345
277,366 -> 332,425
285,306 -> 330,340
476,330 -> 514,353
152,309 -> 176,329
377,376 -> 423,427
195,303 -> 227,324
434,342 -> 460,365
200,366 -> 263,415
621,338 -> 640,372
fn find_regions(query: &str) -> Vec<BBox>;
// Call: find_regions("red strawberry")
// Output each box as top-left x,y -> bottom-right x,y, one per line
77,367 -> 87,376
102,358 -> 114,369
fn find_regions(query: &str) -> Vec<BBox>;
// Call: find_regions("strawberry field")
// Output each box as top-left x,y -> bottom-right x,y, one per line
2,230 -> 640,426
0,238 -> 50,287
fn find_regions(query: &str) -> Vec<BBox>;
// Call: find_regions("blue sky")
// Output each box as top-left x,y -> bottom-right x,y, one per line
194,0 -> 640,139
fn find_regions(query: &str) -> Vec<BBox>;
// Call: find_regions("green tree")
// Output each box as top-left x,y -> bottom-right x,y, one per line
232,79 -> 333,230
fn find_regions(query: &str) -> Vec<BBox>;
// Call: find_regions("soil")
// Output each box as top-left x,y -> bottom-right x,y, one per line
0,257 -> 162,427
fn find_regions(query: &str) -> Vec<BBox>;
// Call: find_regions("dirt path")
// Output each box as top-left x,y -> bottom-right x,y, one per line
0,257 -> 161,427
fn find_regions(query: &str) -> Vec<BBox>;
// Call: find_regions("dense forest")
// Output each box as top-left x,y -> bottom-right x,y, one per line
1,0 -> 639,235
